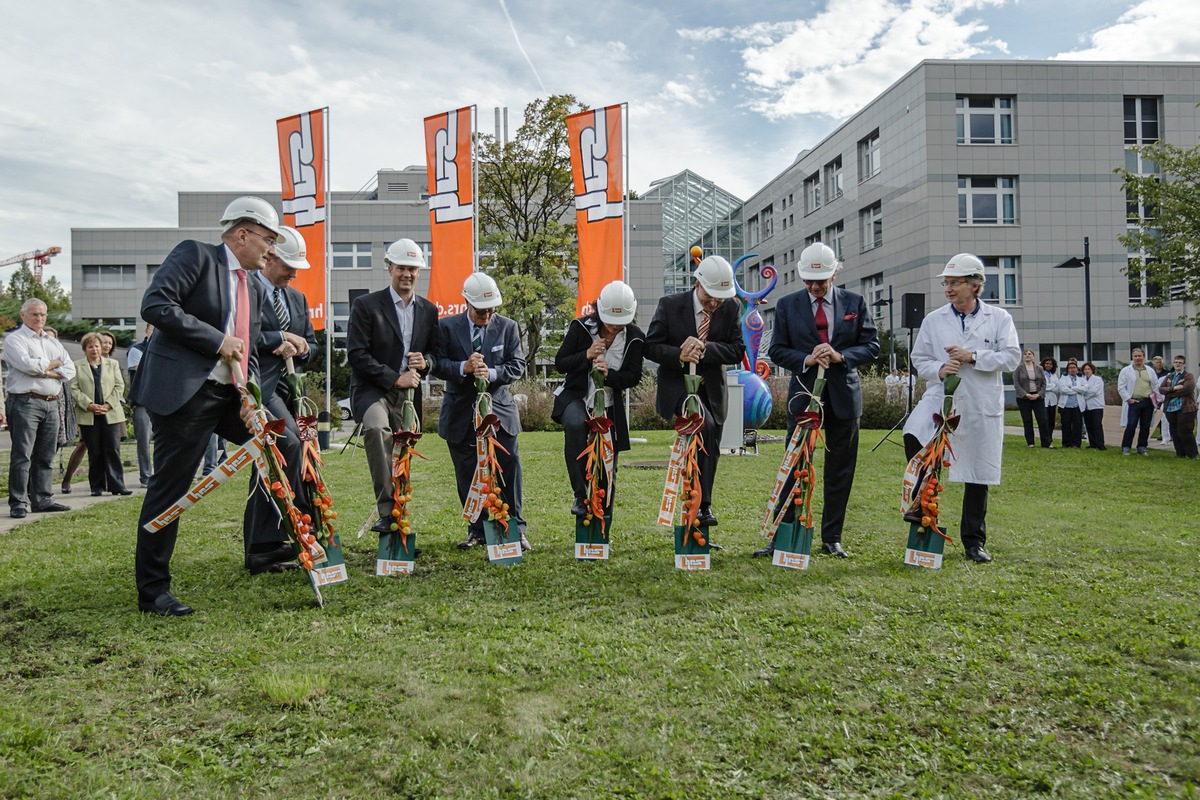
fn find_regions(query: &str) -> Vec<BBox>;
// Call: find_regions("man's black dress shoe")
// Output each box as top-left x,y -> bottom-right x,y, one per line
752,540 -> 775,557
965,546 -> 992,563
91,491 -> 103,497
10,508 -> 26,519
33,502 -> 70,513
696,508 -> 718,527
570,499 -> 587,518
821,541 -> 849,558
371,517 -> 395,534
246,543 -> 299,575
61,483 -> 72,494
113,490 -> 133,496
458,531 -> 486,549
139,593 -> 194,616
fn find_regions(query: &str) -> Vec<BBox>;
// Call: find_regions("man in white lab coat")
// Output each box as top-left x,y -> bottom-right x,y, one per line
903,254 -> 1022,564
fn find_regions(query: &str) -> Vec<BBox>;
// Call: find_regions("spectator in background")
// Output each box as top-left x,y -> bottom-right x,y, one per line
1013,349 -> 1051,448
59,332 -> 117,492
126,325 -> 154,486
1057,360 -> 1084,448
1080,362 -> 1106,451
885,369 -> 901,402
1041,357 -> 1059,442
1119,348 -> 1156,456
70,332 -> 131,496
1159,355 -> 1197,459
1150,354 -> 1172,446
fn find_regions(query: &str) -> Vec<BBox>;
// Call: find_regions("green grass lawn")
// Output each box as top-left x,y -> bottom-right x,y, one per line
1,430 -> 1198,799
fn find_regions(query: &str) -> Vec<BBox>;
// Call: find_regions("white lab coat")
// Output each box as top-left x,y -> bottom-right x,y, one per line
903,300 -> 1021,484
1080,374 -> 1105,412
1043,370 -> 1059,408
1057,371 -> 1085,409
1117,363 -> 1156,427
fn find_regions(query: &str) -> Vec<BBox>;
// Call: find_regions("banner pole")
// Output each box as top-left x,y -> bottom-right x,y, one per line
324,106 -> 332,416
472,104 -> 479,273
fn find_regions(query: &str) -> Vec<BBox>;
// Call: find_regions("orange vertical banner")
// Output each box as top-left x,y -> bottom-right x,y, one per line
567,104 -> 624,317
424,106 -> 475,317
276,108 -> 328,331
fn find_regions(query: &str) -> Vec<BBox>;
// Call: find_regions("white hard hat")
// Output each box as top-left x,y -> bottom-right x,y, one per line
385,237 -> 425,269
694,255 -> 736,299
939,253 -> 986,279
797,242 -> 840,281
273,226 -> 311,270
597,280 -> 637,326
220,196 -> 282,238
463,272 -> 502,309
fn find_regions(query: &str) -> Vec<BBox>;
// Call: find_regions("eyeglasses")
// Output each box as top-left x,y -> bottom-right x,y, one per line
470,306 -> 497,318
941,279 -> 968,287
242,228 -> 277,249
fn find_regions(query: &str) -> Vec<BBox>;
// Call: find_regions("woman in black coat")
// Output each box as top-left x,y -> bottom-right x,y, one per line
552,281 -> 646,517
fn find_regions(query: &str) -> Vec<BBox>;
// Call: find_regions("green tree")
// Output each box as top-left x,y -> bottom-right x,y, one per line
5,263 -> 71,313
477,95 -> 583,369
1115,139 -> 1200,326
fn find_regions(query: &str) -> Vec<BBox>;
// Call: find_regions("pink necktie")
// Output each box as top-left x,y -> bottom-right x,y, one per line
815,298 -> 829,344
234,268 -> 250,353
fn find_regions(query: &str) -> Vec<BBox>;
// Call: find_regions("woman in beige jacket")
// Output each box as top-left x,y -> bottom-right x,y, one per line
70,332 -> 131,495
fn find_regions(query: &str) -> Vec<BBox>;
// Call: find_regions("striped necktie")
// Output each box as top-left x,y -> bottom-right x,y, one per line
471,325 -> 483,353
273,287 -> 290,329
697,310 -> 711,342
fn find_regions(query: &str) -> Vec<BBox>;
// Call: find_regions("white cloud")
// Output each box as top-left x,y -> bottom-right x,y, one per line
1052,0 -> 1200,61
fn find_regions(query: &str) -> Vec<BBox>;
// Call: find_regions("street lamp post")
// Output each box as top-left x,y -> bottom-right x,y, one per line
872,285 -> 895,371
1054,236 -> 1092,363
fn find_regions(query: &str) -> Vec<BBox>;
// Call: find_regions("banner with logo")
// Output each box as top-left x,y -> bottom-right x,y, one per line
276,108 -> 328,330
567,104 -> 624,317
424,106 -> 475,317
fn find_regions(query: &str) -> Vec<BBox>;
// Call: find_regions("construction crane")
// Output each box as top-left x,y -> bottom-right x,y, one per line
0,246 -> 62,283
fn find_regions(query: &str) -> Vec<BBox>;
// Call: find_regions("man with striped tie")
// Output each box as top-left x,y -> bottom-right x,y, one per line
645,256 -> 745,529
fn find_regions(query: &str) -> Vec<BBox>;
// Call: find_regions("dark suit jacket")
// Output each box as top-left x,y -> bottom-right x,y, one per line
433,312 -> 525,444
256,281 -> 318,404
768,287 -> 879,421
346,288 -> 440,422
135,240 -> 264,416
552,315 -> 646,452
645,289 -> 745,425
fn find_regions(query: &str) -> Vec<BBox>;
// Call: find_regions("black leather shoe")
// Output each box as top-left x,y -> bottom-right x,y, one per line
697,508 -> 718,527
10,508 -> 26,519
519,533 -> 533,552
752,541 -> 775,557
570,499 -> 587,518
965,546 -> 992,563
821,541 -> 849,558
371,517 -> 394,534
138,592 -> 194,616
34,502 -> 70,513
91,491 -> 103,497
113,490 -> 133,496
61,482 -> 72,494
458,531 -> 486,549
246,543 -> 299,575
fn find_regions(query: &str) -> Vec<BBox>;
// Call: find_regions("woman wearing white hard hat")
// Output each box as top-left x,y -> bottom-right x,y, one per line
902,253 -> 1022,564
552,281 -> 646,517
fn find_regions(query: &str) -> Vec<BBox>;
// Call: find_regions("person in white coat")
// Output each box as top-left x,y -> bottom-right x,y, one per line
1041,357 -> 1060,441
1118,348 -> 1156,455
903,254 -> 1022,564
1080,361 -> 1106,450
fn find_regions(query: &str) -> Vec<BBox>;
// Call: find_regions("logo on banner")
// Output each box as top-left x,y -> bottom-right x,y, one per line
282,113 -> 326,226
574,108 -> 623,223
429,114 -> 473,223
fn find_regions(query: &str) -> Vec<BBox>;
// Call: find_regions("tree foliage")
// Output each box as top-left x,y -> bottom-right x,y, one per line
477,95 -> 583,369
0,263 -> 76,336
1116,140 -> 1200,327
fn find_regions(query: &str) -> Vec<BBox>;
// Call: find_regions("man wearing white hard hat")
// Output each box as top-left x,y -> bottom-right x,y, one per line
552,280 -> 646,516
241,225 -> 319,573
645,255 -> 746,529
433,272 -> 531,551
903,254 -> 1021,564
759,242 -> 879,559
346,237 -> 441,542
133,196 -> 280,615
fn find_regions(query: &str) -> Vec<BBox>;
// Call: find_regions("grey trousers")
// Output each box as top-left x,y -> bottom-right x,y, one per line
132,404 -> 153,485
8,394 -> 61,512
362,390 -> 411,519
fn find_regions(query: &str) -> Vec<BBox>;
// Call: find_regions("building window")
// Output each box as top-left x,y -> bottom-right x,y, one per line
860,203 -> 882,251
747,215 -> 760,247
1128,256 -> 1162,305
958,177 -> 1018,225
1124,97 -> 1160,145
980,256 -> 1021,306
760,205 -> 774,240
1131,342 -> 1169,361
823,157 -> 844,202
81,265 -> 136,289
1040,343 -> 1114,367
147,264 -> 160,281
332,242 -> 372,269
824,221 -> 845,261
804,173 -> 821,215
956,96 -> 1014,144
862,273 -> 884,313
804,232 -> 821,248
1124,148 -> 1160,223
858,130 -> 881,181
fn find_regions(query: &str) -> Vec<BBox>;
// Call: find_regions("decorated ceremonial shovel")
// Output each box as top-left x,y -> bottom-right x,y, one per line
901,374 -> 960,568
286,358 -> 347,587
760,366 -> 826,570
661,364 -> 712,570
576,367 -> 615,560
464,375 -> 521,564
377,387 -> 423,576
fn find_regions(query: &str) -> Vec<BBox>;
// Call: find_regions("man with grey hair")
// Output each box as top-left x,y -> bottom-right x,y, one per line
2,298 -> 76,518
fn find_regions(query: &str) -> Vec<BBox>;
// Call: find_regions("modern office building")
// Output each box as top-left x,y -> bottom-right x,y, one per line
739,59 -> 1200,367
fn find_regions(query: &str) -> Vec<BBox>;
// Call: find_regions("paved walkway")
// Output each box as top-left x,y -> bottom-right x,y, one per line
1003,407 -> 1180,453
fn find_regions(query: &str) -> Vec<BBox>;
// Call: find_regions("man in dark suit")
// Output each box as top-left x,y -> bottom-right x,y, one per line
346,238 -> 441,541
759,242 -> 879,558
645,256 -> 746,527
242,225 -> 319,572
133,196 -> 283,616
432,272 -> 530,550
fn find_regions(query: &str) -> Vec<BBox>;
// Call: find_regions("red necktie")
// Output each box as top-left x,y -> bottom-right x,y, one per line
815,297 -> 829,344
234,268 -> 250,359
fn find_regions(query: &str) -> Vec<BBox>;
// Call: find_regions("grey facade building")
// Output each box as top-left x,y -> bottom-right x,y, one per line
740,59 -> 1200,369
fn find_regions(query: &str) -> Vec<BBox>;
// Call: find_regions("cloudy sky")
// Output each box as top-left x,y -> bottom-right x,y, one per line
3,0 -> 1199,288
